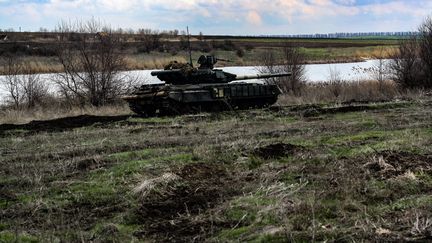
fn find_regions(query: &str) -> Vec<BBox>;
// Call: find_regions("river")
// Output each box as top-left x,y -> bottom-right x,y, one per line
0,59 -> 389,103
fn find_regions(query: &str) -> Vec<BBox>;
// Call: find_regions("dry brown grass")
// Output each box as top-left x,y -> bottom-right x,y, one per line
125,56 -> 188,70
353,46 -> 398,59
0,57 -> 63,75
0,55 -> 189,75
277,80 -> 401,105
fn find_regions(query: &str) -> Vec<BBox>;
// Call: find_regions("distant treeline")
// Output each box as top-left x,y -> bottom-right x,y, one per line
261,32 -> 418,39
0,29 -> 417,42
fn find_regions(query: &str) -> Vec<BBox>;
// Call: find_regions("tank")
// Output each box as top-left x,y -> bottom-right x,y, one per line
123,55 -> 291,116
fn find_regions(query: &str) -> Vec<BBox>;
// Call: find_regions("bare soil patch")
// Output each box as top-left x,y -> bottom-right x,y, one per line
252,143 -> 306,159
133,162 -> 245,241
365,151 -> 432,179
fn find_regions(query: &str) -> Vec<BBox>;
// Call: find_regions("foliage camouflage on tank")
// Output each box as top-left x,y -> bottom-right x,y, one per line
122,55 -> 291,116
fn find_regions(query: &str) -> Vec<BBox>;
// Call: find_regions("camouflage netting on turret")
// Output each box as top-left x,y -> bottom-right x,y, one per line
164,61 -> 196,76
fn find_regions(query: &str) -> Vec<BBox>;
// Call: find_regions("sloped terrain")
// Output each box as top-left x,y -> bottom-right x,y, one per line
1,100 -> 431,242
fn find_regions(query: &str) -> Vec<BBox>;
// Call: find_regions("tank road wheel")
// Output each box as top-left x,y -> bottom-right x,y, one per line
128,102 -> 156,117
160,100 -> 190,116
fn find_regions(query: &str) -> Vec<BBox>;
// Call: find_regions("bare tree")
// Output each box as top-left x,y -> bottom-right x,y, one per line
259,45 -> 306,95
327,66 -> 344,99
417,17 -> 432,88
389,37 -> 423,89
390,17 -> 432,89
20,65 -> 48,108
0,55 -> 48,109
1,55 -> 23,108
54,18 -> 136,106
280,45 -> 306,94
370,47 -> 390,83
259,51 -> 278,74
137,28 -> 162,53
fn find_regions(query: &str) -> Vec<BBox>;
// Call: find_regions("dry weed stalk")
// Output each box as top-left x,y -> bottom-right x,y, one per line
411,213 -> 432,238
133,173 -> 181,198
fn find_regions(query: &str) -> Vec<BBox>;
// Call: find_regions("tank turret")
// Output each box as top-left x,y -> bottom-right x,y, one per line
123,55 -> 291,116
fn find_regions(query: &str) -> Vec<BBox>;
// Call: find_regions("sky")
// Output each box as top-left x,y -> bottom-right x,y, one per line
0,0 -> 430,35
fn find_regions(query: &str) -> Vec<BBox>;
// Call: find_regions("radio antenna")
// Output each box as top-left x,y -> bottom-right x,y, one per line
187,26 -> 193,67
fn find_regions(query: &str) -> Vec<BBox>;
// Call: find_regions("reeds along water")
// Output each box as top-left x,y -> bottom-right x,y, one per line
277,80 -> 400,105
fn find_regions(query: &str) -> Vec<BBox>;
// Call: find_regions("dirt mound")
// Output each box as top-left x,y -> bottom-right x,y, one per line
133,162 -> 242,241
365,151 -> 432,179
0,114 -> 130,135
252,143 -> 305,159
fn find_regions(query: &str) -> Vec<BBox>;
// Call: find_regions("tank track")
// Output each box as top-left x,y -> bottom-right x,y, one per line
128,102 -> 156,117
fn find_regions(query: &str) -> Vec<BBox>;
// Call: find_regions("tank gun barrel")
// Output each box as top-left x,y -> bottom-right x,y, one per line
150,69 -> 182,76
235,72 -> 291,81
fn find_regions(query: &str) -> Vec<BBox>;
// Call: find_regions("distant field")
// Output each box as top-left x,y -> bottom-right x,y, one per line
205,37 -> 400,46
347,36 -> 411,40
0,34 -> 399,74
0,44 -> 395,75
215,37 -> 399,45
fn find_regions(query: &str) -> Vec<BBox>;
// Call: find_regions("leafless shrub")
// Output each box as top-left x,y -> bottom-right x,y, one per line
417,17 -> 432,88
0,55 -> 49,109
20,65 -> 49,108
259,51 -> 278,74
389,37 -> 424,89
1,55 -> 23,108
280,45 -> 306,94
54,18 -> 137,107
371,56 -> 391,86
259,45 -> 306,95
327,66 -> 345,100
236,47 -> 245,57
390,17 -> 432,89
137,28 -> 162,53
411,213 -> 432,238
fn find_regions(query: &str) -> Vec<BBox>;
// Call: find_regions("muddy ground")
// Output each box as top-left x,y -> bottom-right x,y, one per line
0,100 -> 431,242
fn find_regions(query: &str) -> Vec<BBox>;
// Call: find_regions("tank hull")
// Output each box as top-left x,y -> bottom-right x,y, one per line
123,82 -> 281,116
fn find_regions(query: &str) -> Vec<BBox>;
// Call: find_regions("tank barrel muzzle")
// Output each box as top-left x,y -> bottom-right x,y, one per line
234,72 -> 291,81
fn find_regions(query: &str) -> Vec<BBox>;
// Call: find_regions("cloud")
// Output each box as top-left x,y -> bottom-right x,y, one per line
334,0 -> 356,5
246,11 -> 262,25
0,0 -> 430,34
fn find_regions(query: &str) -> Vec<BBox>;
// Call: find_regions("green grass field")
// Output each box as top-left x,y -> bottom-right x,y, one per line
1,98 -> 431,241
208,37 -> 399,45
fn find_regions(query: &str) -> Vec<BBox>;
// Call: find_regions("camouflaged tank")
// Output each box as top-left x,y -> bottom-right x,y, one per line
122,55 -> 291,116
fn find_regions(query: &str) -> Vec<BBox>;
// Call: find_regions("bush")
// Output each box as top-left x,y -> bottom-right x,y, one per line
245,44 -> 254,51
235,47 -> 245,58
390,17 -> 432,89
169,46 -> 179,56
259,45 -> 306,95
199,42 -> 213,53
0,55 -> 49,109
54,19 -> 137,107
222,40 -> 236,51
